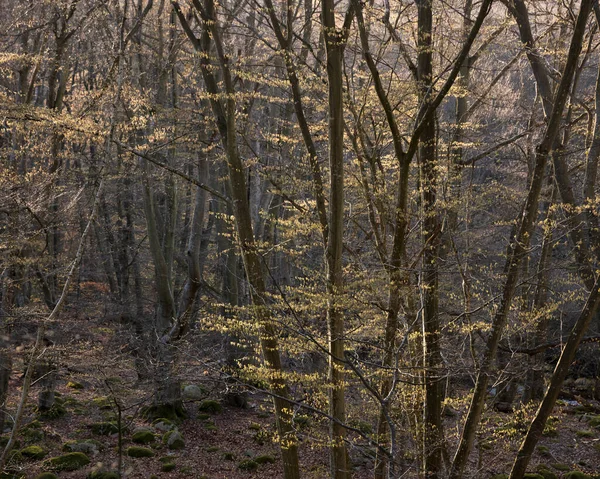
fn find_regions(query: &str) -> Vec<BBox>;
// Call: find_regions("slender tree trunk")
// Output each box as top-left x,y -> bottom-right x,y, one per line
171,3 -> 301,476
321,2 -> 350,476
416,1 -> 443,476
450,3 -> 592,475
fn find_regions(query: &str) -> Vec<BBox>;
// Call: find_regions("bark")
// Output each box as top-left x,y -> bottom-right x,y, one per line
321,1 -> 350,476
416,1 -> 443,476
450,2 -> 593,475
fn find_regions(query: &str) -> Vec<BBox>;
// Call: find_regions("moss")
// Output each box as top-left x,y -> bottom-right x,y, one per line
248,422 -> 261,431
20,445 -> 47,459
523,474 -> 544,479
142,403 -> 186,422
575,429 -> 595,437
132,429 -> 155,444
238,459 -> 259,471
563,472 -> 592,479
588,415 -> 600,427
34,474 -> 59,479
535,465 -> 558,479
66,381 -> 84,390
87,471 -> 119,479
491,475 -> 508,479
91,396 -> 113,410
551,463 -> 571,471
163,430 -> 185,450
537,445 -> 550,456
45,452 -> 90,471
90,421 -> 119,435
206,446 -> 219,452
198,400 -> 222,414
204,424 -> 218,431
254,455 -> 275,465
127,446 -> 155,458
198,413 -> 211,421
161,462 -> 176,472
37,401 -> 67,420
223,452 -> 235,460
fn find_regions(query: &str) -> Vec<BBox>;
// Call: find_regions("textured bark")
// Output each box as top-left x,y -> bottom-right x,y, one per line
322,1 -> 350,476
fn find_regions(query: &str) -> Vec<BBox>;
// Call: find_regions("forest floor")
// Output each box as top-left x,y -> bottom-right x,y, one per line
4,292 -> 600,478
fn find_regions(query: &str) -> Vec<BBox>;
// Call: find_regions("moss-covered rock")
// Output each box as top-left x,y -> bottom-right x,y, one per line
223,452 -> 235,460
20,445 -> 47,459
86,469 -> 120,479
491,475 -> 508,479
254,454 -> 275,465
152,417 -> 176,432
132,427 -> 155,444
198,399 -> 222,414
62,439 -> 102,455
90,422 -> 119,435
576,429 -> 595,437
551,463 -> 571,471
45,452 -> 90,471
141,402 -> 186,422
163,430 -> 185,450
523,474 -> 544,479
161,462 -> 176,472
238,459 -> 258,471
535,464 -> 558,479
34,474 -> 59,479
182,384 -> 206,401
127,446 -> 155,458
91,396 -> 113,410
66,381 -> 84,390
564,472 -> 592,479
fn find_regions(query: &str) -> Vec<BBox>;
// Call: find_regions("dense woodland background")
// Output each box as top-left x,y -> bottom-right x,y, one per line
2,0 -> 600,478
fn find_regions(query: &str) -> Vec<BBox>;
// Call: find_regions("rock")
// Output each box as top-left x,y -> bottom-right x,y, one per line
563,472 -> 592,479
152,418 -> 176,432
86,467 -> 119,479
45,452 -> 90,471
62,439 -> 101,456
131,427 -> 155,444
90,422 -> 119,435
66,381 -> 84,390
198,399 -> 222,414
238,459 -> 258,471
182,384 -> 205,401
20,445 -> 47,459
126,446 -> 155,458
163,430 -> 185,450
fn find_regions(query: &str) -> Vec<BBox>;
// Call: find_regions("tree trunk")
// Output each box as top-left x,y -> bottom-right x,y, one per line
450,2 -> 592,474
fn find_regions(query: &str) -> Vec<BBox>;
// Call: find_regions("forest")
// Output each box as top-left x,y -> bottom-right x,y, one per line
2,0 -> 600,478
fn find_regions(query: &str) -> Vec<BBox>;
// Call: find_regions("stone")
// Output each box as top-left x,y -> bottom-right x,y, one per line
90,422 -> 119,435
131,428 -> 155,444
163,430 -> 185,450
152,418 -> 176,432
182,384 -> 205,401
20,445 -> 47,459
45,452 -> 90,471
198,399 -> 222,414
126,446 -> 155,458
62,439 -> 101,455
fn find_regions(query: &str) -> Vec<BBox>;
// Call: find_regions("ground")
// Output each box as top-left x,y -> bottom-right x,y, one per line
4,296 -> 600,478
